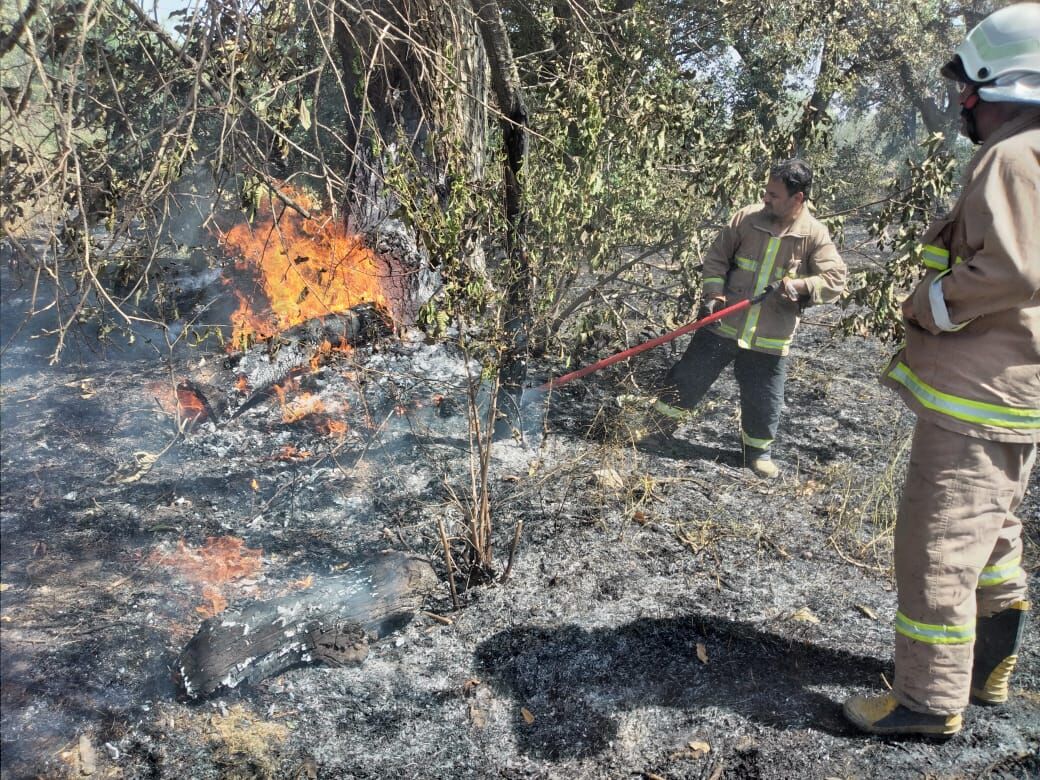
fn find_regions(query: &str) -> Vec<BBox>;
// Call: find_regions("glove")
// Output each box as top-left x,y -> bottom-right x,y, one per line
696,296 -> 726,320
781,277 -> 808,303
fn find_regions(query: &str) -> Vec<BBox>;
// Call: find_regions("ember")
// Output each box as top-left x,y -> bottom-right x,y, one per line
321,418 -> 349,437
219,184 -> 392,350
275,445 -> 312,461
277,389 -> 326,424
176,382 -> 210,428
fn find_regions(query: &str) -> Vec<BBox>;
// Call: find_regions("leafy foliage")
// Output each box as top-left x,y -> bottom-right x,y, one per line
840,132 -> 957,343
1,0 -> 987,361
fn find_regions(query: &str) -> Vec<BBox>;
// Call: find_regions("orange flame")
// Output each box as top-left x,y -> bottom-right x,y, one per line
322,418 -> 348,437
198,586 -> 228,618
150,537 -> 263,616
282,392 -> 326,423
146,381 -> 211,430
176,383 -> 209,428
152,537 -> 262,585
276,445 -> 312,461
219,185 -> 390,350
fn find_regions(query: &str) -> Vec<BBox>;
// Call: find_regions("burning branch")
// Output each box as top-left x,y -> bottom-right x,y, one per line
219,184 -> 393,352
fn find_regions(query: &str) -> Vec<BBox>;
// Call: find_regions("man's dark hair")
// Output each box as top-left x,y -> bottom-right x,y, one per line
770,159 -> 813,198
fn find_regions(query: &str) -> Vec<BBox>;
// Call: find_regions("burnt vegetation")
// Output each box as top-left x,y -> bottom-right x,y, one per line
1,0 -> 1037,778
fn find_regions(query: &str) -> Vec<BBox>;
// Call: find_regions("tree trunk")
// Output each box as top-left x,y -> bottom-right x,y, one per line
332,0 -> 488,233
794,36 -> 836,154
471,0 -> 532,410
898,61 -> 960,142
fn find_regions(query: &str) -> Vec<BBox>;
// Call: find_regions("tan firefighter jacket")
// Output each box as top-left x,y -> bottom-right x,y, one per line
882,109 -> 1040,444
701,204 -> 846,356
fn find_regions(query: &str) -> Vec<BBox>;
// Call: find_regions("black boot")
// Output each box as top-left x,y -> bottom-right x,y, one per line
972,600 -> 1030,706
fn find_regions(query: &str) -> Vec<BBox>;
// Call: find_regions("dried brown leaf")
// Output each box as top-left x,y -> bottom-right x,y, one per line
78,734 -> 96,775
696,643 -> 709,665
856,604 -> 878,620
593,468 -> 625,490
788,607 -> 820,624
687,740 -> 711,755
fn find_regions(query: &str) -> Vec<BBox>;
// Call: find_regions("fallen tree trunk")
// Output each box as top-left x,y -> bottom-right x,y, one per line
176,552 -> 439,699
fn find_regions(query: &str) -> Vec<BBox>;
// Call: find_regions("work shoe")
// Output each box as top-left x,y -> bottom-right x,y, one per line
743,447 -> 779,479
843,692 -> 962,738
750,455 -> 779,479
972,600 -> 1030,706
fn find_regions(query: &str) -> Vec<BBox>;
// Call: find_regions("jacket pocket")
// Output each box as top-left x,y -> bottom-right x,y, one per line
725,260 -> 756,297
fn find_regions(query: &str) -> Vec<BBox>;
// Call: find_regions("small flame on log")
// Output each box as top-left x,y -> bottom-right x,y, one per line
148,381 -> 212,429
308,339 -> 351,372
218,184 -> 391,350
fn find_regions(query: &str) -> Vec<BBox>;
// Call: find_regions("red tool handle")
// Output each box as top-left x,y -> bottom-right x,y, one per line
537,281 -> 782,392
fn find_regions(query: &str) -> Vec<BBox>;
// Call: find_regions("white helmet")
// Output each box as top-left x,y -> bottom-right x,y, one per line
941,2 -> 1040,105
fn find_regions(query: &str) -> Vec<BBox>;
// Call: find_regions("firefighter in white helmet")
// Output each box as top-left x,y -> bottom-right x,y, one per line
844,3 -> 1040,737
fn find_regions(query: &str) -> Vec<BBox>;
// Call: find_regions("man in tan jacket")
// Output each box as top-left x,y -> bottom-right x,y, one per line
653,159 -> 846,477
844,2 -> 1040,738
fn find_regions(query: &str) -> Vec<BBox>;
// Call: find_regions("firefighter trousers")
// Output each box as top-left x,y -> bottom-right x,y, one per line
660,329 -> 787,456
893,418 -> 1035,715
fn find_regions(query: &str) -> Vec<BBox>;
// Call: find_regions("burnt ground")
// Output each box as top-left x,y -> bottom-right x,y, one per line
1,276 -> 1038,779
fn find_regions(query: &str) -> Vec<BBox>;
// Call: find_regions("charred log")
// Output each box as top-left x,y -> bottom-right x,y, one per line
176,552 -> 439,699
271,302 -> 393,349
178,304 -> 393,426
225,304 -> 391,423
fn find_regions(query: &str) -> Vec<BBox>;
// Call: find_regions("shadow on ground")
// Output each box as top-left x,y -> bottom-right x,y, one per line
634,436 -> 743,465
475,614 -> 888,760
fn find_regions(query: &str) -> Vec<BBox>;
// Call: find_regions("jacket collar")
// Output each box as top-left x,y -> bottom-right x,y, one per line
982,107 -> 1040,148
964,107 -> 1040,182
749,203 -> 815,238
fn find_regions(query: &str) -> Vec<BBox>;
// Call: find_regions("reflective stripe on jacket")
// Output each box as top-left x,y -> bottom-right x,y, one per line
883,109 -> 1040,444
701,204 -> 846,356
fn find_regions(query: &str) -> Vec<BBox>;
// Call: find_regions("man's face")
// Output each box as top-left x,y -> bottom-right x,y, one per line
957,82 -> 1007,144
958,82 -> 982,142
762,177 -> 803,223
